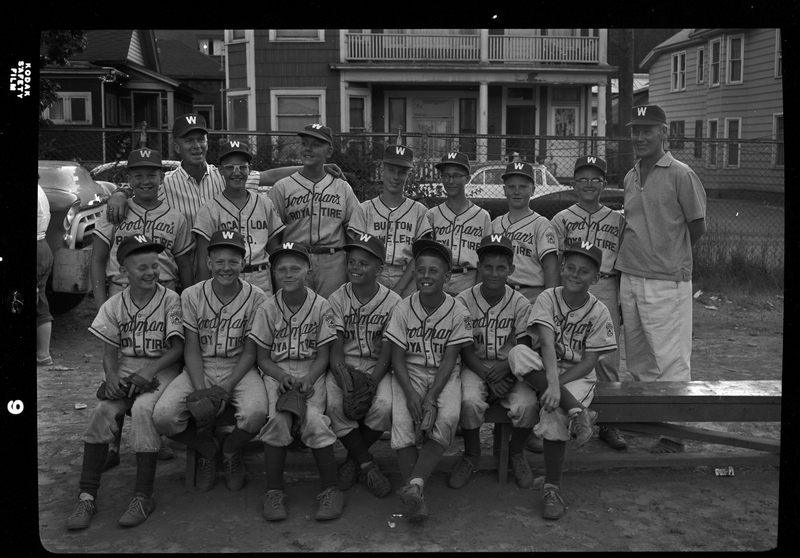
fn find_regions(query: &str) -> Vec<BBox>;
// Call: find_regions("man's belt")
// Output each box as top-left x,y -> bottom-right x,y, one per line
306,247 -> 343,254
243,263 -> 270,273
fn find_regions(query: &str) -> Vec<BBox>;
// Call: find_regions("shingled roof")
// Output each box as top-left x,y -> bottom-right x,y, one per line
69,30 -> 137,63
157,39 -> 223,79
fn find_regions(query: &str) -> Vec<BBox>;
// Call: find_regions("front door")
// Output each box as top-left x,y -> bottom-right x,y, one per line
506,105 -> 536,162
132,92 -> 162,152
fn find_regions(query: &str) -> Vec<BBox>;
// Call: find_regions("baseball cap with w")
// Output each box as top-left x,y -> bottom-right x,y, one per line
116,235 -> 165,265
564,240 -> 603,270
207,229 -> 246,257
269,241 -> 311,265
383,144 -> 414,168
574,155 -> 607,176
434,151 -> 471,174
219,140 -> 252,164
344,233 -> 386,262
626,105 -> 667,126
298,123 -> 333,145
501,161 -> 535,182
476,234 -> 515,261
127,148 -> 163,169
172,114 -> 208,138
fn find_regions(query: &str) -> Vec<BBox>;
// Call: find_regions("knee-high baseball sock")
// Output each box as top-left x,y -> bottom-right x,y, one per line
339,429 -> 373,466
133,452 -> 158,498
395,446 -> 418,485
509,426 -> 534,455
78,443 -> 109,499
311,444 -> 338,490
462,427 -> 481,458
167,420 -> 218,459
222,426 -> 257,458
410,438 -> 447,485
523,371 -> 584,413
264,444 -> 287,492
358,422 -> 384,449
542,439 -> 567,487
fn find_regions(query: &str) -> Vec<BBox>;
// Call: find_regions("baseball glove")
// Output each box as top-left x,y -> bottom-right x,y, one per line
96,374 -> 160,401
276,387 -> 307,437
414,400 -> 438,445
186,386 -> 230,436
331,362 -> 377,421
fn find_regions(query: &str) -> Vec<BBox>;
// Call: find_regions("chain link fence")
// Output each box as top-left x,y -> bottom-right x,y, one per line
38,126 -> 784,279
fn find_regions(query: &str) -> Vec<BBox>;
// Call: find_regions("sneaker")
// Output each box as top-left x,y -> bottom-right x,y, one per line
525,434 -> 544,453
315,486 -> 348,521
360,462 -> 392,498
157,436 -> 175,460
262,490 -> 288,521
66,497 -> 97,530
223,451 -> 246,492
118,493 -> 155,527
510,452 -> 533,488
195,453 -> 218,493
103,449 -> 120,471
448,453 -> 476,489
337,457 -> 360,491
571,408 -> 598,448
541,483 -> 566,520
598,426 -> 628,450
397,482 -> 428,523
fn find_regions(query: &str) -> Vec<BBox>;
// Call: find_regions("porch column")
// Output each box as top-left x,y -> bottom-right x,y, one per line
597,81 -> 606,136
480,29 -> 489,63
477,81 -> 489,163
339,30 -> 347,64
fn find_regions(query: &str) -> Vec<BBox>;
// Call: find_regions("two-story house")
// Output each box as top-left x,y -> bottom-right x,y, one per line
640,28 -> 783,197
223,29 -> 614,179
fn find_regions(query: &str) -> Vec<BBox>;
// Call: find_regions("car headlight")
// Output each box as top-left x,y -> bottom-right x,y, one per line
63,200 -> 79,231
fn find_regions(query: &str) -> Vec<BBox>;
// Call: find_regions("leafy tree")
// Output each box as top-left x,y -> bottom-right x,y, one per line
39,30 -> 88,125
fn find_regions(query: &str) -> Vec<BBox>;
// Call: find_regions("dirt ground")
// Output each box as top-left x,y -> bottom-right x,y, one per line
36,291 -> 785,552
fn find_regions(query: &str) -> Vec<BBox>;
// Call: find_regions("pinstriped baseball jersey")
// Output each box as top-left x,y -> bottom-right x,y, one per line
268,173 -> 359,248
550,205 -> 624,276
384,293 -> 472,370
528,287 -> 616,366
89,284 -> 184,358
328,282 -> 401,364
455,284 -> 531,363
426,202 -> 491,270
93,199 -> 193,286
492,212 -> 557,288
348,198 -> 432,266
249,287 -> 336,362
181,279 -> 267,360
192,191 -> 285,269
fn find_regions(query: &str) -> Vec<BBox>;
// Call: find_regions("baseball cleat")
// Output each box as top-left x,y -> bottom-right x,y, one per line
398,483 -> 429,523
223,451 -> 246,492
118,493 -> 155,527
337,457 -> 360,491
360,462 -> 392,498
571,408 -> 598,448
66,496 -> 97,530
541,483 -> 566,520
448,453 -> 476,489
315,486 -> 348,521
599,426 -> 628,450
262,490 -> 288,521
510,452 -> 533,488
195,454 -> 218,493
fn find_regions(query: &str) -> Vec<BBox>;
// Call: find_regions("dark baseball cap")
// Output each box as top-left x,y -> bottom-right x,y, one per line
626,105 -> 667,126
298,124 -> 333,145
564,240 -> 603,270
207,229 -> 246,257
434,151 -> 471,174
269,241 -> 311,266
383,144 -> 414,168
412,239 -> 452,271
574,156 -> 607,176
116,235 -> 165,266
172,113 -> 208,138
476,234 -> 515,261
219,140 -> 252,164
501,161 -> 536,182
127,148 -> 163,169
344,233 -> 386,262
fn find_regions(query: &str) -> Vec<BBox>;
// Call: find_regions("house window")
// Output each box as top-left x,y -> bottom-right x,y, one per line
105,94 -> 118,126
725,117 -> 740,168
693,120 -> 703,158
696,47 -> 705,84
669,120 -> 685,149
269,30 -> 324,42
388,98 -> 406,136
710,39 -> 721,87
671,52 -> 686,91
45,92 -> 92,125
270,89 -> 326,160
230,30 -> 246,41
195,104 -> 215,130
707,119 -> 719,168
349,97 -> 366,132
774,114 -> 784,167
775,29 -> 782,78
459,98 -> 477,159
727,35 -> 743,84
199,38 -> 224,56
228,95 -> 249,131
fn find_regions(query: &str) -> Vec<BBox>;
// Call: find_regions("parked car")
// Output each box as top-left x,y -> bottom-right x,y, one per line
38,161 -> 117,313
90,159 -> 182,187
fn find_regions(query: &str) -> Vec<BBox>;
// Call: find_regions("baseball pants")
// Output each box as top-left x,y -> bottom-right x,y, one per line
459,366 -> 539,430
378,263 -> 416,298
620,273 -> 693,382
258,360 -> 337,449
306,250 -> 347,299
507,345 -> 597,407
589,275 -> 621,383
391,366 -> 461,451
444,269 -> 478,296
82,357 -> 180,452
36,239 -> 54,326
326,356 -> 392,436
153,359 -> 268,436
241,268 -> 272,297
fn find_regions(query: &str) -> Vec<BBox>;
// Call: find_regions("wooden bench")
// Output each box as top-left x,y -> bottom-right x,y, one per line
185,380 -> 781,488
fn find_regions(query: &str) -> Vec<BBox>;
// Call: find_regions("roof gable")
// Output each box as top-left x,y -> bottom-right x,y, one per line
157,39 -> 224,78
65,30 -> 159,71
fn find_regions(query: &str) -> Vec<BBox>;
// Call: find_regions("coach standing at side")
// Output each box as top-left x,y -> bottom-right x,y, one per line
615,105 -> 706,454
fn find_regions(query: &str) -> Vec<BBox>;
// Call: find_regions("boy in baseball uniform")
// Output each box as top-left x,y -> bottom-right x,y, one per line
267,124 -> 360,299
153,230 -> 269,493
450,234 -> 539,489
551,156 -> 627,450
426,152 -> 491,296
250,242 -> 345,522
385,239 -> 473,523
507,241 -> 617,520
348,145 -> 432,298
193,140 -> 285,295
326,234 -> 400,498
67,236 -> 184,530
